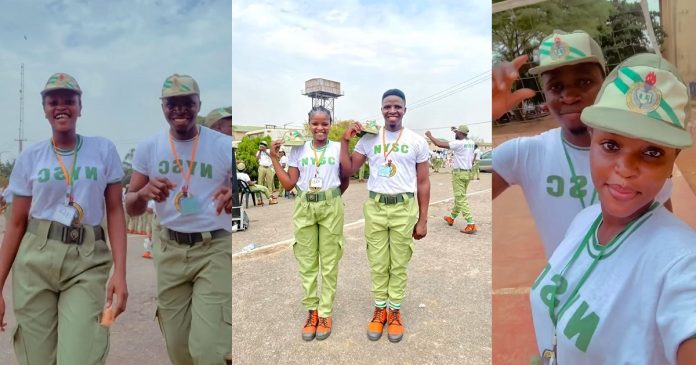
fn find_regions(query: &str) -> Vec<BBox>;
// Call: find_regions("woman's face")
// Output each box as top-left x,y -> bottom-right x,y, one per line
309,111 -> 331,143
590,129 -> 677,221
43,90 -> 81,133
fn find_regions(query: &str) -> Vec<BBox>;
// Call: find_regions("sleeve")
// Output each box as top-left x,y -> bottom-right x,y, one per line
287,146 -> 301,168
656,253 -> 696,363
492,137 -> 529,186
449,140 -> 463,154
132,138 -> 152,176
354,136 -> 369,156
416,136 -> 430,163
7,150 -> 32,197
104,140 -> 125,184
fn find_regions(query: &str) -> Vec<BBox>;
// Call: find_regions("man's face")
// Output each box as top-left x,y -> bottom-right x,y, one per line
43,90 -> 82,133
161,94 -> 201,133
541,63 -> 604,136
211,117 -> 232,136
381,95 -> 406,129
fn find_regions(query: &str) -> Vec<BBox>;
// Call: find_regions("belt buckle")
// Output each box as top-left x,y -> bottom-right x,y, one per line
62,226 -> 84,244
175,232 -> 195,246
306,193 -> 319,202
384,196 -> 398,205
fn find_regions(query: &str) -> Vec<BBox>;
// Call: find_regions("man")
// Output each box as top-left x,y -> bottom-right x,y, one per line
340,88 -> 430,343
472,144 -> 481,180
425,125 -> 477,233
236,162 -> 273,205
492,30 -> 671,257
204,107 -> 232,136
126,74 -> 232,365
256,140 -> 278,204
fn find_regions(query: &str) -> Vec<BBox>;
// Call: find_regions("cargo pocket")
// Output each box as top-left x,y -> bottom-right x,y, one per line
91,318 -> 111,364
13,325 -> 29,365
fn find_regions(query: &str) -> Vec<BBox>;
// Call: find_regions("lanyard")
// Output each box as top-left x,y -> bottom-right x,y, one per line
311,141 -> 328,177
168,129 -> 200,195
560,134 -> 598,208
51,136 -> 80,203
548,201 -> 659,357
381,127 -> 404,164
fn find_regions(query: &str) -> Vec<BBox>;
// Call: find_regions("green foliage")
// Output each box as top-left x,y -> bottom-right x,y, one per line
329,120 -> 371,179
0,159 -> 15,187
234,135 -> 273,181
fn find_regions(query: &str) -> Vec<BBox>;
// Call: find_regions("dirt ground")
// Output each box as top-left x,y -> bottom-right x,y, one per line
492,116 -> 696,364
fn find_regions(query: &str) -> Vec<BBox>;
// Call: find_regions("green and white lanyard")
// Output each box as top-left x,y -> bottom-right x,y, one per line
560,135 -> 598,209
308,142 -> 328,192
545,201 -> 659,364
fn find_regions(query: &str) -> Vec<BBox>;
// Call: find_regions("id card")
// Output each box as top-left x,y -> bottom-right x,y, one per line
378,165 -> 392,177
179,196 -> 201,215
52,205 -> 77,226
309,177 -> 323,189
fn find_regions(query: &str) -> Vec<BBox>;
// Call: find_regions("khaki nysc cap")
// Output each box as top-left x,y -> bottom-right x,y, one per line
283,130 -> 307,146
581,53 -> 692,148
236,162 -> 246,171
41,73 -> 82,96
362,120 -> 379,134
528,30 -> 606,75
161,74 -> 200,99
205,107 -> 232,127
456,124 -> 469,134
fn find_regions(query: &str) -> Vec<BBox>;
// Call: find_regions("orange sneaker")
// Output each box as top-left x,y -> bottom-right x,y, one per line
443,216 -> 454,226
316,316 -> 332,340
367,306 -> 387,341
387,308 -> 403,343
461,224 -> 477,234
302,310 -> 318,341
269,197 -> 278,205
142,251 -> 153,259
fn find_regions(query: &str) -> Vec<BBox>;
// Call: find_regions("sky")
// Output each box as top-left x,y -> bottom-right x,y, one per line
232,0 -> 492,143
0,0 -> 231,162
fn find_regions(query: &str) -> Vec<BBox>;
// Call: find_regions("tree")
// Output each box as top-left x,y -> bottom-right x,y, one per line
122,148 -> 135,186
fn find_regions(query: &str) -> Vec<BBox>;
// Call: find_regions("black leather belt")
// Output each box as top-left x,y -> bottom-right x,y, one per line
27,220 -> 105,245
167,228 -> 230,246
368,191 -> 415,205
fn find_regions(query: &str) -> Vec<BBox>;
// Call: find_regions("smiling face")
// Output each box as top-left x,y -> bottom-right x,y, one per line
308,110 -> 331,144
381,95 -> 406,131
541,63 -> 604,137
43,89 -> 82,133
590,129 -> 677,222
162,94 -> 201,136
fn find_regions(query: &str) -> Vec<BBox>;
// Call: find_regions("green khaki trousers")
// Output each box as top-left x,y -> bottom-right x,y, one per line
249,184 -> 271,199
452,169 -> 474,223
12,219 -> 112,365
364,195 -> 417,306
293,192 -> 344,317
257,165 -> 275,192
154,228 -> 232,365
472,161 -> 480,179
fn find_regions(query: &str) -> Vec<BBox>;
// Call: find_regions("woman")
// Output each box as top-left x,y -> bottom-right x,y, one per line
270,106 -> 348,341
0,73 -> 128,365
530,54 -> 696,364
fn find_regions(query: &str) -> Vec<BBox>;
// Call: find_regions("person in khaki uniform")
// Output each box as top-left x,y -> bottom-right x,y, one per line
0,73 -> 128,365
340,89 -> 430,343
269,106 -> 348,341
204,107 -> 232,136
126,74 -> 233,365
256,141 -> 278,204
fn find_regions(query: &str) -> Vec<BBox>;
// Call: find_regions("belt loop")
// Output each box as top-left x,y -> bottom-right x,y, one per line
202,231 -> 212,245
36,220 -> 51,250
373,193 -> 381,203
160,228 -> 169,252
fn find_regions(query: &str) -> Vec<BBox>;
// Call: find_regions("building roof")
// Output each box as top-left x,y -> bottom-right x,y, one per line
233,125 -> 264,133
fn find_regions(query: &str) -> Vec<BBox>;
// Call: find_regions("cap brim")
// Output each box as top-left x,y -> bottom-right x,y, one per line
283,140 -> 306,146
41,87 -> 82,96
363,128 -> 379,134
160,91 -> 199,99
581,106 -> 693,148
529,56 -> 603,75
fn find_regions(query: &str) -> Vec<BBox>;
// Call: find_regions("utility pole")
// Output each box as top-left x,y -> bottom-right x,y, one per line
16,63 -> 26,153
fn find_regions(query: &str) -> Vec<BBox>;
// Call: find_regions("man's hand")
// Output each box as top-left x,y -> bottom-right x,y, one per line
213,185 -> 233,215
137,177 -> 176,203
342,122 -> 363,142
269,139 -> 283,159
492,55 -> 536,120
105,272 -> 128,319
425,131 -> 433,139
412,219 -> 427,240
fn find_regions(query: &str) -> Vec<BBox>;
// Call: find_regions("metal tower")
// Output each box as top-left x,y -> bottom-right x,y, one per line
16,63 -> 26,153
301,78 -> 343,123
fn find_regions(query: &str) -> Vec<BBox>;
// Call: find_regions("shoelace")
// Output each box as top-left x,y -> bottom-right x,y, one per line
389,310 -> 402,326
304,312 -> 318,328
318,317 -> 330,328
371,307 -> 386,323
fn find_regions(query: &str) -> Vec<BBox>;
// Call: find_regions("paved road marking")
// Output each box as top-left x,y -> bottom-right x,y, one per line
234,188 -> 491,259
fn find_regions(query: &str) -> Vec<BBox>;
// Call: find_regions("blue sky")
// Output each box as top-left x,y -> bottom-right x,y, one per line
0,0 -> 231,161
232,0 -> 492,143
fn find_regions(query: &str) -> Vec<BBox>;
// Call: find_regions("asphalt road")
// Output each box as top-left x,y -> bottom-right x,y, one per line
232,169 -> 492,365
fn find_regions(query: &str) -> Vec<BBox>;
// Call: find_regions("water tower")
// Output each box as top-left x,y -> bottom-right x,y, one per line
302,78 -> 343,123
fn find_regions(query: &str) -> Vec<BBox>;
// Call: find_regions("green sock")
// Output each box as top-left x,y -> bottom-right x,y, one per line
388,301 -> 401,310
375,300 -> 387,309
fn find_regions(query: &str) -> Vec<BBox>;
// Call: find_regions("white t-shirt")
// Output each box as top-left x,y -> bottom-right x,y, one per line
133,127 -> 232,233
494,127 -> 672,257
2,187 -> 13,204
473,148 -> 481,162
450,138 -> 475,170
355,127 -> 430,194
279,155 -> 288,168
288,140 -> 341,192
237,172 -> 251,183
257,150 -> 272,167
530,204 -> 696,365
8,135 -> 124,225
